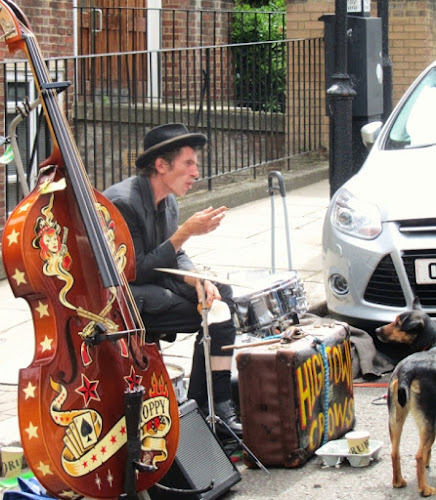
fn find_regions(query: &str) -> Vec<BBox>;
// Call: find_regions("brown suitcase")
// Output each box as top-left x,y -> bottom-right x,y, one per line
236,321 -> 355,468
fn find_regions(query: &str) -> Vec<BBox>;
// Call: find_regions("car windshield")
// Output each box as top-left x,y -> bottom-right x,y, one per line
385,66 -> 436,150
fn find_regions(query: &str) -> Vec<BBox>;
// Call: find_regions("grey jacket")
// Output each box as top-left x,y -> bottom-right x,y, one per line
104,175 -> 194,313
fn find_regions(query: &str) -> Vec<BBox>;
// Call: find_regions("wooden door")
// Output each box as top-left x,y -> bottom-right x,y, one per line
79,0 -> 147,54
77,1 -> 148,93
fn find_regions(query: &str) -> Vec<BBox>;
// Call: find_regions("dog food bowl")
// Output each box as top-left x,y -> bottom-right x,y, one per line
315,439 -> 383,468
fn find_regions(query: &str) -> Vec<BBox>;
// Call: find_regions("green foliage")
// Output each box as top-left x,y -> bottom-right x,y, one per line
232,0 -> 285,43
231,0 -> 286,111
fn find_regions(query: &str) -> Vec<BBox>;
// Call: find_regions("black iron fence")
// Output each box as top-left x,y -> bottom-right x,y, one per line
2,37 -> 323,213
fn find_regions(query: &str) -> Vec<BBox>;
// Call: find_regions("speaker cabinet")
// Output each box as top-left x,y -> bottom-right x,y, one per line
148,399 -> 241,500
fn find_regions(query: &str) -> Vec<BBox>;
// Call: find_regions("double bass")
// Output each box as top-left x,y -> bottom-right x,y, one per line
0,1 -> 179,498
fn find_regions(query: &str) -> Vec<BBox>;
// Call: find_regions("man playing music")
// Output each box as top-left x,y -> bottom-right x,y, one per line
104,123 -> 242,437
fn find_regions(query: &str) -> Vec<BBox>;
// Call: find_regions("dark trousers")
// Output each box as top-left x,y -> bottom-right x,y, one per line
133,280 -> 236,407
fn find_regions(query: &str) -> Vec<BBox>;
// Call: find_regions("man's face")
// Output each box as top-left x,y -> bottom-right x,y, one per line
159,146 -> 200,197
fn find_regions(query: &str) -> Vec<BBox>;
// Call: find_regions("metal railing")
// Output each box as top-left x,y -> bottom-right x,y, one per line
2,37 -> 323,212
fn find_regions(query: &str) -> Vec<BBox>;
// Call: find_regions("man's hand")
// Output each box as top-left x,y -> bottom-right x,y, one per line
183,206 -> 227,235
170,206 -> 228,251
195,279 -> 221,309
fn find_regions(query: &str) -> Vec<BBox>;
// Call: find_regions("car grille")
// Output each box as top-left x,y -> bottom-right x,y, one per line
364,255 -> 406,307
398,219 -> 436,234
364,250 -> 436,308
403,249 -> 436,307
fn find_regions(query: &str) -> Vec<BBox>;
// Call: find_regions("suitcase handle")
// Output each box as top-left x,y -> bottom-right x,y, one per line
268,171 -> 292,272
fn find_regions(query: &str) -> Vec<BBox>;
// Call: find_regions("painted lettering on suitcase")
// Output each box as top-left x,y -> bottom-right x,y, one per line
296,338 -> 354,452
236,323 -> 355,468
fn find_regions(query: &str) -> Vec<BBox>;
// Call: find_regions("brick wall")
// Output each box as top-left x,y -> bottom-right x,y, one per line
0,0 -> 74,60
286,0 -> 333,150
286,0 -> 436,149
162,0 -> 234,48
287,0 -> 334,38
161,0 -> 235,102
390,0 -> 436,103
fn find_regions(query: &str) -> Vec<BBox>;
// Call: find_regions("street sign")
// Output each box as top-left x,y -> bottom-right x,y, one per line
347,0 -> 370,15
347,0 -> 362,13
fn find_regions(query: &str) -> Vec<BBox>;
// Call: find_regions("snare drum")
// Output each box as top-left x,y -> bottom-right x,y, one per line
233,271 -> 307,335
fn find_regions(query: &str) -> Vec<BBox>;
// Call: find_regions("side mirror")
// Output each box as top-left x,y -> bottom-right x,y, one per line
361,121 -> 383,149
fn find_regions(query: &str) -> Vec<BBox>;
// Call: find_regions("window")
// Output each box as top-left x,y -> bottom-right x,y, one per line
386,67 -> 436,150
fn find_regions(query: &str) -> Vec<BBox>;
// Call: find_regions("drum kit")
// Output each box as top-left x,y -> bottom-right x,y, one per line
156,266 -> 307,405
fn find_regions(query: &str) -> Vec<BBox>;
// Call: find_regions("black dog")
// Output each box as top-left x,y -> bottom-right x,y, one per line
376,303 -> 436,496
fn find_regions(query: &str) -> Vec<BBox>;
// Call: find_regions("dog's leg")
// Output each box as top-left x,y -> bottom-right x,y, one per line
415,424 -> 436,496
390,380 -> 408,488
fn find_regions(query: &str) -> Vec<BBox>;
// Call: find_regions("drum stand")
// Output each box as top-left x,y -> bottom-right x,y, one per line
198,279 -> 269,474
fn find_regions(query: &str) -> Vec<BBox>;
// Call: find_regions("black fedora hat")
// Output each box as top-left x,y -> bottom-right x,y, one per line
135,123 -> 207,168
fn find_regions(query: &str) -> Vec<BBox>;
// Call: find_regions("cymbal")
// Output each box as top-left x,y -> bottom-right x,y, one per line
155,267 -> 250,287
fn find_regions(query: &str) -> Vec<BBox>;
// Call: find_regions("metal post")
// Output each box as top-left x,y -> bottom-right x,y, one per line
327,0 -> 356,198
205,48 -> 212,191
378,0 -> 393,121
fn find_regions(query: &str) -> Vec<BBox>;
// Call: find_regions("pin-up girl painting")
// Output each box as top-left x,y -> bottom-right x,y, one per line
32,193 -> 75,310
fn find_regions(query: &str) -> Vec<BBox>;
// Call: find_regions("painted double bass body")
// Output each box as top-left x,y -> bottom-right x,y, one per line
0,2 -> 179,498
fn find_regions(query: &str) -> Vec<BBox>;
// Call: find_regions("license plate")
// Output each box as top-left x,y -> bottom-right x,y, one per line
415,259 -> 436,284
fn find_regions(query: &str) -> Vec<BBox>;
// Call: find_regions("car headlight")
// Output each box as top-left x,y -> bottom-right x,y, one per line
330,189 -> 382,239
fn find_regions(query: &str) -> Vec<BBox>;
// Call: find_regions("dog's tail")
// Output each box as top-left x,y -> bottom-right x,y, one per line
397,383 -> 409,407
396,369 -> 415,407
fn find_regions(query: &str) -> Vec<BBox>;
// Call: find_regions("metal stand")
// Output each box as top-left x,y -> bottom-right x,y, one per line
199,278 -> 217,434
119,386 -> 154,500
198,279 -> 269,474
268,170 -> 292,272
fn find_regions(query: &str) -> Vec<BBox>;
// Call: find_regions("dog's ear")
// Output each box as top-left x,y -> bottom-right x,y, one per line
402,313 -> 426,332
413,296 -> 422,310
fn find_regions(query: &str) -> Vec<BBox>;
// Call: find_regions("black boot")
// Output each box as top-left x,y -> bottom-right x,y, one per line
214,399 -> 243,437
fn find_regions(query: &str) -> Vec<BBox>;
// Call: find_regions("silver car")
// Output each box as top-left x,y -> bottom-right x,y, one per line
323,60 -> 436,331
